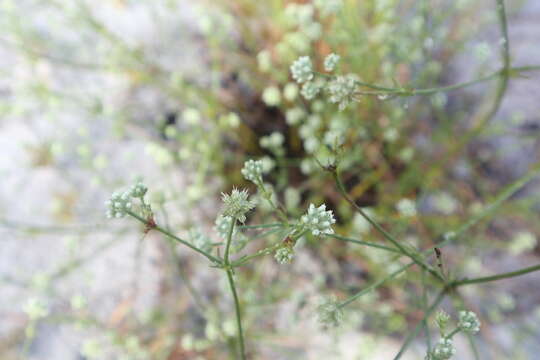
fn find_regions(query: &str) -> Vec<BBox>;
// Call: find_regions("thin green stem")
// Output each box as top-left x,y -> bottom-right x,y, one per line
225,269 -> 247,360
126,210 -> 222,264
237,223 -> 283,230
339,261 -> 414,308
332,170 -> 444,282
349,64 -> 540,96
436,161 -> 540,249
326,233 -> 403,254
421,270 -> 432,354
224,218 -> 247,360
446,327 -> 461,339
393,290 -> 447,360
452,263 -> 540,287
224,217 -> 236,266
255,179 -> 289,225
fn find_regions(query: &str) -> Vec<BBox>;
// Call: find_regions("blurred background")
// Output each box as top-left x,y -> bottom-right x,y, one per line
1,0 -> 539,359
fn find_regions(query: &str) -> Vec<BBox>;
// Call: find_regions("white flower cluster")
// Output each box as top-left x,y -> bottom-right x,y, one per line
130,180 -> 148,198
241,159 -> 264,183
435,310 -> 450,330
301,204 -> 336,236
430,338 -> 456,360
317,295 -> 343,327
106,181 -> 149,219
290,56 -> 313,84
301,80 -> 322,100
215,215 -> 234,239
274,246 -> 294,264
324,53 -> 340,72
106,190 -> 133,218
458,310 -> 480,334
221,188 -> 256,223
327,74 -> 358,111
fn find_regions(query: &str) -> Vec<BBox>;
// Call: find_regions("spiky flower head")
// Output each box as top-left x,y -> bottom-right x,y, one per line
326,74 -> 358,111
435,310 -> 450,331
324,53 -> 340,72
275,246 -> 295,264
301,203 -> 336,236
241,159 -> 264,184
130,180 -> 148,198
430,338 -> 455,360
317,295 -> 343,327
105,190 -> 133,219
221,188 -> 256,223
458,310 -> 480,334
290,56 -> 313,84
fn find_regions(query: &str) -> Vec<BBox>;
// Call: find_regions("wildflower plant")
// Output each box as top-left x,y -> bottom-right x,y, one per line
8,0 -> 540,358
95,0 -> 540,358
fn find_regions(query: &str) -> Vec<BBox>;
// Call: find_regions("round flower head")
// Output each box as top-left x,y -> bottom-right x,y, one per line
241,159 -> 264,183
324,53 -> 340,72
435,310 -> 450,331
275,246 -> 294,264
301,81 -> 321,100
221,188 -> 256,223
458,310 -> 480,334
317,295 -> 343,327
130,180 -> 147,198
105,190 -> 133,219
215,215 -> 235,239
301,203 -> 336,236
290,56 -> 313,84
326,74 -> 358,111
430,338 -> 455,360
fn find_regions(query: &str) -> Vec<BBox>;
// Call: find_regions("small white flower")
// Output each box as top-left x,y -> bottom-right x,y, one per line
435,310 -> 450,330
105,190 -> 133,219
130,180 -> 147,198
430,338 -> 456,360
241,159 -> 264,183
301,203 -> 336,236
285,107 -> 306,125
326,74 -> 358,110
290,56 -> 313,84
301,81 -> 322,100
324,53 -> 340,72
215,215 -> 235,239
458,310 -> 481,334
283,83 -> 299,101
221,188 -> 256,223
317,295 -> 343,327
396,198 -> 417,217
262,86 -> 281,106
275,246 -> 295,264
